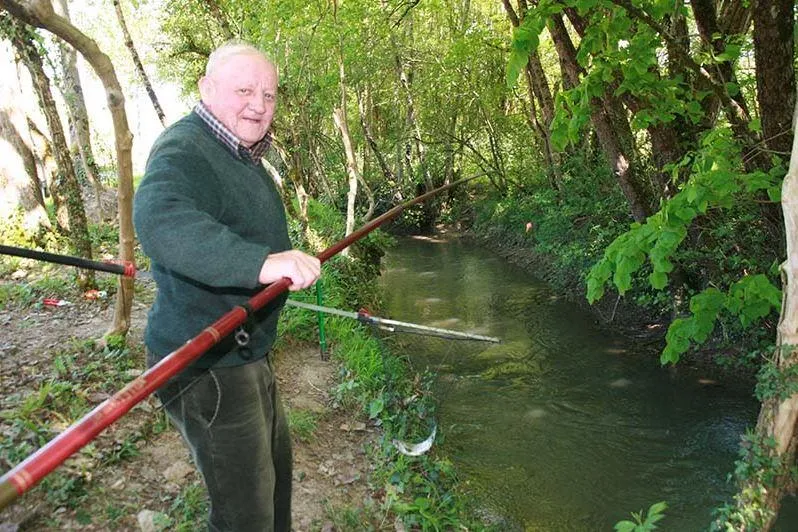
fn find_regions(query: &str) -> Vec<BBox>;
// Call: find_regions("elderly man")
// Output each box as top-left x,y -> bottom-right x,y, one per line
133,41 -> 320,531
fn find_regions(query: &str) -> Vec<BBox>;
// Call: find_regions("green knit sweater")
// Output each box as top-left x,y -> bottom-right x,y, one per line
133,112 -> 291,368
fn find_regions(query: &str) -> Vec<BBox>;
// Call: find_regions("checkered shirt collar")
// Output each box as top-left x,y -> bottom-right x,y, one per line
193,102 -> 271,162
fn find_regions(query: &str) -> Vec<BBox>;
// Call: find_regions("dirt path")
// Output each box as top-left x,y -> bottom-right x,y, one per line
0,290 -> 376,531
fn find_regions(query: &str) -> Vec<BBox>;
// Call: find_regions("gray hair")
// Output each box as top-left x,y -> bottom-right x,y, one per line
205,40 -> 275,77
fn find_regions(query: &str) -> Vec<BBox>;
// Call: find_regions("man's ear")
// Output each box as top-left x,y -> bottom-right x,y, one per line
198,76 -> 214,102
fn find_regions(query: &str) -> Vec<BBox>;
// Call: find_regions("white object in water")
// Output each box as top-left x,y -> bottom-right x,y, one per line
393,425 -> 437,456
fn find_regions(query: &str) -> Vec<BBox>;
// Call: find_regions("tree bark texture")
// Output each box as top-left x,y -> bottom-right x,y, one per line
0,0 -> 136,337
333,106 -> 360,255
751,0 -> 795,158
53,0 -> 105,220
750,0 -> 794,252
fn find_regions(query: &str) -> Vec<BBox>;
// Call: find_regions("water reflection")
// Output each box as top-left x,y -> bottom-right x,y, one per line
380,236 -> 781,530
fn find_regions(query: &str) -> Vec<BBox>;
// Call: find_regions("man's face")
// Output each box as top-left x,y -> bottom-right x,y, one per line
199,53 -> 278,147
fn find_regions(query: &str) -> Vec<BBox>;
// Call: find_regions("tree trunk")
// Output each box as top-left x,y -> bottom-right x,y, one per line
0,50 -> 47,225
112,0 -> 166,126
752,0 -> 795,158
397,58 -> 433,193
270,138 -> 304,223
358,88 -> 395,182
750,0 -> 794,255
333,106 -> 360,256
502,0 -> 561,192
0,108 -> 51,231
547,14 -> 581,88
201,0 -> 234,39
734,100 -> 798,531
691,0 -> 752,121
52,0 -> 105,221
548,12 -> 650,222
1,0 -> 136,338
25,116 -> 57,199
8,17 -> 95,290
393,15 -> 433,193
609,0 -> 758,151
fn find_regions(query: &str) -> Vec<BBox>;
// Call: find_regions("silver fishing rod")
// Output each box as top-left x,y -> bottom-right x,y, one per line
285,299 -> 501,343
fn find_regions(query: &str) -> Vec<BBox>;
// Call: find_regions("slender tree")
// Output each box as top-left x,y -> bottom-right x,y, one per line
547,11 -> 651,221
52,0 -> 105,220
0,45 -> 48,229
112,0 -> 165,126
502,0 -> 560,192
332,27 -> 360,253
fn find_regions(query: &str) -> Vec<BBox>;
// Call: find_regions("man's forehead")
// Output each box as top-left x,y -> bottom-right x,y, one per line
209,53 -> 276,79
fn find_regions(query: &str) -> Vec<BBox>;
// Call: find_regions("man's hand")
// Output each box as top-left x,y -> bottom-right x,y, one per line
258,250 -> 321,291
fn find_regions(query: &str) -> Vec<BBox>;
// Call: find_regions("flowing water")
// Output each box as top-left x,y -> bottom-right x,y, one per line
379,235 -> 798,531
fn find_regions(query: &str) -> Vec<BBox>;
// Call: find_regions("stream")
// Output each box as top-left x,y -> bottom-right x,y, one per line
379,234 -> 798,531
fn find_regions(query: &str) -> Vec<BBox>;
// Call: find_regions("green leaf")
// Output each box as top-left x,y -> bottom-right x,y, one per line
662,318 -> 692,364
649,270 -> 668,289
587,276 -> 606,304
674,206 -> 696,222
716,43 -> 742,62
648,501 -> 668,517
368,397 -> 384,419
506,51 -> 530,88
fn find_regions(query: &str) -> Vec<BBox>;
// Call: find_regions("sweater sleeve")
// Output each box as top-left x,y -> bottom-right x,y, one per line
133,142 -> 268,289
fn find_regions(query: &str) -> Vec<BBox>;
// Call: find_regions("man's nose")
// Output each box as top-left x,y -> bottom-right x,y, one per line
248,94 -> 267,113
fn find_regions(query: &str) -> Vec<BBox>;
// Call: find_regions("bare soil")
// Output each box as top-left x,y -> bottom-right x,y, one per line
0,285 -> 376,531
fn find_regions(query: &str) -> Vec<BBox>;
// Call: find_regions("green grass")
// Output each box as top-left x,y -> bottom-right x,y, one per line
169,481 -> 209,531
287,408 -> 320,443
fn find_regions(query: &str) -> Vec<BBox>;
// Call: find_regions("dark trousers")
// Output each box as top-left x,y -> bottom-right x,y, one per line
151,353 -> 292,531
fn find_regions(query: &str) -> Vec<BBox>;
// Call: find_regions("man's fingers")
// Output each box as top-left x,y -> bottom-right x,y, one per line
286,258 -> 320,290
259,250 -> 321,288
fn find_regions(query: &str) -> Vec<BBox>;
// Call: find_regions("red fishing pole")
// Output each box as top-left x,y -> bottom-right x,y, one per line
0,175 -> 478,510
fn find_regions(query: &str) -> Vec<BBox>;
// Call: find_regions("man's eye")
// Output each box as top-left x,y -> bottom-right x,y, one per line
264,93 -> 275,102
238,88 -> 251,95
